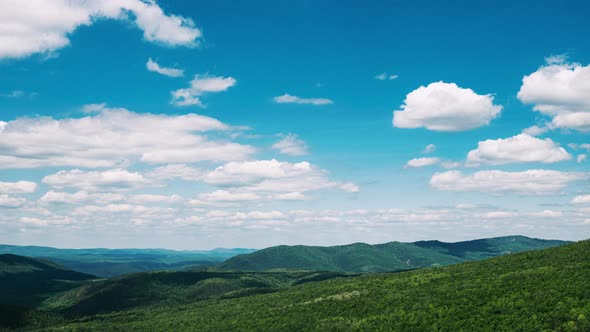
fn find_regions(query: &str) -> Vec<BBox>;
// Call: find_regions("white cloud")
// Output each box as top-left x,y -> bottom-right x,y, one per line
479,211 -> 518,219
0,90 -> 36,98
19,217 -> 48,226
406,157 -> 440,168
203,159 -> 358,195
171,74 -> 236,107
580,144 -> 590,151
0,181 -> 37,194
0,195 -> 26,208
0,106 -> 254,168
466,133 -> 571,166
129,194 -> 182,204
423,144 -> 436,154
529,210 -> 563,218
578,154 -> 587,163
522,125 -> 549,136
441,161 -> 462,169
572,195 -> 590,205
147,164 -> 203,181
375,73 -> 398,80
272,134 -> 308,156
188,190 -> 260,207
273,94 -> 333,105
273,192 -> 307,200
392,81 -> 502,131
430,169 -> 586,194
42,169 -> 151,192
146,58 -> 184,77
40,190 -> 124,204
71,204 -> 172,217
0,0 -> 201,59
517,58 -> 590,132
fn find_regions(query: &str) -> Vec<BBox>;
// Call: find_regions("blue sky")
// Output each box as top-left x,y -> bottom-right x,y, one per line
0,0 -> 589,249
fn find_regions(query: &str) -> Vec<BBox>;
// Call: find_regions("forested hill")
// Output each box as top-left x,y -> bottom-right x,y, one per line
46,238 -> 590,331
0,254 -> 96,307
219,235 -> 568,272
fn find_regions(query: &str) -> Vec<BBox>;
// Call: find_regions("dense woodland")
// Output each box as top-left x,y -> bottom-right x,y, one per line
0,237 -> 587,331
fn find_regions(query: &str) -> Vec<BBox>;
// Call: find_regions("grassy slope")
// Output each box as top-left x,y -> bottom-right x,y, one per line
51,239 -> 589,331
0,254 -> 96,307
219,235 -> 568,273
0,245 -> 256,277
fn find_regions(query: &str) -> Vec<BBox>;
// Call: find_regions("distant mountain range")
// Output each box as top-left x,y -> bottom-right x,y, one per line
0,245 -> 256,277
218,235 -> 569,272
0,236 -> 585,331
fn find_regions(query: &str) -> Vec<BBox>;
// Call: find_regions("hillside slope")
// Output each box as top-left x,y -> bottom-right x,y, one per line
42,271 -> 353,315
219,235 -> 568,272
0,245 -> 256,277
0,254 -> 96,307
50,239 -> 590,331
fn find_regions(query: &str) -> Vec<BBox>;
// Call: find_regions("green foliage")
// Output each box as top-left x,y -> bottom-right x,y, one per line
15,238 -> 588,331
219,235 -> 568,273
0,245 -> 256,277
41,271 -> 353,315
0,254 -> 96,308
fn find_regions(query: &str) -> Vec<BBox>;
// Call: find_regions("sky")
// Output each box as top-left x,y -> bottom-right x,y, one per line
0,0 -> 589,249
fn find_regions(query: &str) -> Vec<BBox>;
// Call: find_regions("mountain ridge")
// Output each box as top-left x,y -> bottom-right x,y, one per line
219,235 -> 569,272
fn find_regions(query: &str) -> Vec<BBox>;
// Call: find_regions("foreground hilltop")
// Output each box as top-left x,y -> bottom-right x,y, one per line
50,238 -> 588,331
219,235 -> 568,272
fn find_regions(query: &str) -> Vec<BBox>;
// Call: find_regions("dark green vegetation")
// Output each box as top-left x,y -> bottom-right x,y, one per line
0,254 -> 95,307
0,244 -> 255,277
219,235 -> 568,272
41,270 -> 353,315
27,239 -> 587,331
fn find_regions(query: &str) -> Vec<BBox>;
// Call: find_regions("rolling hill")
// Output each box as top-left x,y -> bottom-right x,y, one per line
42,270 -> 353,315
0,254 -> 96,307
0,245 -> 256,277
219,235 -> 568,272
41,238 -> 589,331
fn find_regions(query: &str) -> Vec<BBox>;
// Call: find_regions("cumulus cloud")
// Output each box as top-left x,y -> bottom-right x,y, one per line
42,169 -> 152,192
578,154 -> 587,163
146,58 -> 184,77
188,190 -> 260,207
572,195 -> 590,205
273,94 -> 333,105
392,81 -> 502,131
0,0 -> 201,59
405,157 -> 440,168
423,144 -> 436,154
40,190 -> 124,204
147,164 -> 203,181
517,57 -> 590,131
272,134 -> 308,156
203,159 -> 359,196
522,125 -> 549,136
0,106 -> 254,168
430,169 -> 586,194
0,181 -> 37,194
171,75 -> 236,107
466,133 -> 571,166
0,195 -> 26,208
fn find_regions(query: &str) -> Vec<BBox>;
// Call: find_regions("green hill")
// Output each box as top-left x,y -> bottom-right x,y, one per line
0,254 -> 96,307
219,235 -> 567,272
43,238 -> 587,331
0,245 -> 256,277
42,270 -> 353,315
